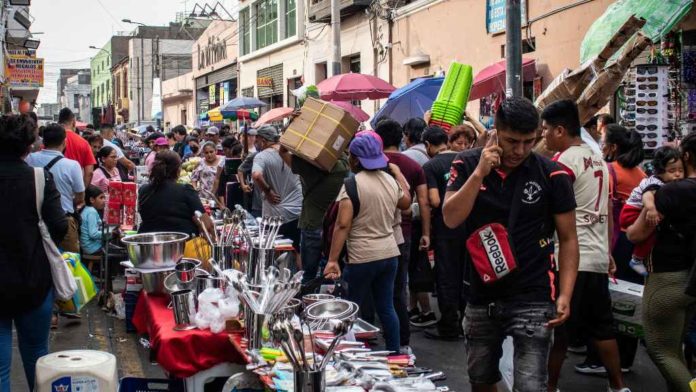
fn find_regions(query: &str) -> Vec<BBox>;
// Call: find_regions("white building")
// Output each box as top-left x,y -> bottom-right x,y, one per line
61,72 -> 91,122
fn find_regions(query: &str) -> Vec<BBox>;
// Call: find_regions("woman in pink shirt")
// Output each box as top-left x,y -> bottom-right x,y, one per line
91,146 -> 121,193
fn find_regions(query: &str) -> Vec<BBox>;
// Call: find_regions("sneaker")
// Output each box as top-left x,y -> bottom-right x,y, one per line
408,308 -> 420,321
410,312 -> 437,327
629,258 -> 648,276
399,345 -> 413,355
567,345 -> 587,354
575,362 -> 607,374
607,387 -> 631,392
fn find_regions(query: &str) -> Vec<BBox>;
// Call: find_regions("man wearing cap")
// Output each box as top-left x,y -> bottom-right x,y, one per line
252,125 -> 303,256
100,124 -> 135,173
204,126 -> 223,155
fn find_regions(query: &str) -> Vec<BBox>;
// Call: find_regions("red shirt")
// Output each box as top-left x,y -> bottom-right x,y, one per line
64,130 -> 96,168
385,151 -> 426,235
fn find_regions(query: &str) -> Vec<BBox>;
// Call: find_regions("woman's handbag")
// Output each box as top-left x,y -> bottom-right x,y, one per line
33,168 -> 78,301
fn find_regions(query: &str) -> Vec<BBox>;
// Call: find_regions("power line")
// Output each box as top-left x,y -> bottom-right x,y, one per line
94,0 -> 127,30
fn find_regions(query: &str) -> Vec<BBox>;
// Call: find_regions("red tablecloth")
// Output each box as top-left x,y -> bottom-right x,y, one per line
132,291 -> 245,378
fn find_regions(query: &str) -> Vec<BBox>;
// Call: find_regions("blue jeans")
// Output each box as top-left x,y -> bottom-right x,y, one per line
344,257 -> 400,352
0,290 -> 54,391
464,301 -> 555,391
300,228 -> 323,284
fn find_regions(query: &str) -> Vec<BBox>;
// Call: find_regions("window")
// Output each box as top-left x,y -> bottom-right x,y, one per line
73,94 -> 80,109
255,0 -> 278,50
285,0 -> 296,38
240,8 -> 250,55
242,87 -> 254,97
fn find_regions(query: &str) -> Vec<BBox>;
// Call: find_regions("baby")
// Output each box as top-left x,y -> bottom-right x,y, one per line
620,146 -> 684,276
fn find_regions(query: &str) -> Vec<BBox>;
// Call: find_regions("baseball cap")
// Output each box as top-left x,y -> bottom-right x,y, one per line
145,132 -> 165,143
257,125 -> 279,142
349,130 -> 388,170
154,137 -> 169,146
247,128 -> 258,136
205,126 -> 220,135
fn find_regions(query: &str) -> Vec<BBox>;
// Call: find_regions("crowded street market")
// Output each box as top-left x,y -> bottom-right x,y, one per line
2,0 -> 696,391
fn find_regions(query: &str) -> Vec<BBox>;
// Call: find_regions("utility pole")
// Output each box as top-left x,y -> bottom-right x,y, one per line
330,0 -> 341,76
505,0 -> 522,98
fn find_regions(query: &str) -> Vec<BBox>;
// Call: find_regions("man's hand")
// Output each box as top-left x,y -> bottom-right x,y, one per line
266,189 -> 281,204
323,260 -> 341,280
419,235 -> 430,250
546,295 -> 570,328
474,131 -> 502,178
608,254 -> 617,276
241,183 -> 252,193
646,206 -> 662,226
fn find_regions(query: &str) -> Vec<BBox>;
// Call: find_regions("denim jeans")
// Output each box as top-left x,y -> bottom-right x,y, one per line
345,257 -> 400,352
464,301 -> 556,391
0,290 -> 54,391
300,228 -> 324,284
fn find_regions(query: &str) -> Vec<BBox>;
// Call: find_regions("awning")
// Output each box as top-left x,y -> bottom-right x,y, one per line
580,0 -> 693,63
469,58 -> 536,101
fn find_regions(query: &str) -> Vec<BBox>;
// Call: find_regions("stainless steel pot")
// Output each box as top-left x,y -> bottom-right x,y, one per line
141,271 -> 170,295
122,232 -> 189,269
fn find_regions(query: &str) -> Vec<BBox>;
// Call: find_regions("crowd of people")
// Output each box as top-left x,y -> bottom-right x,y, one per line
0,96 -> 696,392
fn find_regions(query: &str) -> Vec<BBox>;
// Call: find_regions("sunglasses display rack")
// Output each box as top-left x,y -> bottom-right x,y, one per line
623,65 -> 671,153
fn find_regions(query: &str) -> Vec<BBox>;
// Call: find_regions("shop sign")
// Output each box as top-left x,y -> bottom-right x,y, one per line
198,37 -> 228,70
5,56 -> 44,88
200,99 -> 209,113
219,82 -> 226,104
486,0 -> 527,34
209,84 -> 216,104
257,77 -> 273,88
7,49 -> 35,58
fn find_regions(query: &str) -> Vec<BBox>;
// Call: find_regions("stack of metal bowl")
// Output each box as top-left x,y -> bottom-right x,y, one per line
121,232 -> 189,295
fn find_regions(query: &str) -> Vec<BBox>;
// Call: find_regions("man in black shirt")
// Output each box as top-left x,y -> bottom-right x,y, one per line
421,126 -> 468,341
443,97 -> 579,392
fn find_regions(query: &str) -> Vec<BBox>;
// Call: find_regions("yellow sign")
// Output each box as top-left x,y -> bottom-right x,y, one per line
6,56 -> 44,88
257,77 -> 273,88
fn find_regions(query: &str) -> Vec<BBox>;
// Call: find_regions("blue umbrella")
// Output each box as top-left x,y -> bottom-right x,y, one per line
220,96 -> 267,111
371,77 -> 444,128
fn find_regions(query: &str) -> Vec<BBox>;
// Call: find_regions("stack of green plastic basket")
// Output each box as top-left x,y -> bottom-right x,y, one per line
430,62 -> 473,132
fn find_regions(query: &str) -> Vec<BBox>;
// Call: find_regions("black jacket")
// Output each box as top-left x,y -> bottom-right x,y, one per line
0,158 -> 68,316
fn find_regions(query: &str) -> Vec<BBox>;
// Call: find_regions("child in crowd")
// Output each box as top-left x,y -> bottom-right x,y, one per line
620,146 -> 684,276
80,185 -> 106,272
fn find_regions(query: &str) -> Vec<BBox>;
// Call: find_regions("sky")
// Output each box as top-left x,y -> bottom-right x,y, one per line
31,0 -> 239,104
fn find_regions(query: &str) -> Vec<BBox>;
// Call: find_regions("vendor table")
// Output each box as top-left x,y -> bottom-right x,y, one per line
132,292 -> 245,378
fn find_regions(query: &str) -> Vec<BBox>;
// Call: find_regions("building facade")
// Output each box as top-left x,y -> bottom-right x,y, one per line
61,71 -> 91,122
237,0 -> 306,113
162,72 -> 194,128
193,20 -> 238,120
112,57 -> 130,125
90,36 -> 129,125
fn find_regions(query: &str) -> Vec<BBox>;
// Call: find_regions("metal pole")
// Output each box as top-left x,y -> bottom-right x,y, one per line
140,35 -> 144,124
505,0 -> 522,98
330,0 -> 341,76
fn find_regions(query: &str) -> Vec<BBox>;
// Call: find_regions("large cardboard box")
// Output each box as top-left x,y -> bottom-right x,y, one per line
609,279 -> 644,338
281,97 -> 359,172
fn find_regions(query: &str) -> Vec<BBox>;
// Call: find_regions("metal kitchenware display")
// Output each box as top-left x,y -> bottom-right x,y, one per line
171,289 -> 197,331
122,232 -> 189,269
164,268 -> 209,293
140,271 -> 170,295
302,294 -> 335,307
195,275 -> 228,298
174,258 -> 201,284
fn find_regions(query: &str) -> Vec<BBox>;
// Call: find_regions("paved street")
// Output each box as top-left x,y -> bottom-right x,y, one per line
11,298 -> 667,392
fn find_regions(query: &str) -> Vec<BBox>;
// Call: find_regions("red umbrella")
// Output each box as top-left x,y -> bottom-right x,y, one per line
318,73 -> 396,101
75,121 -> 88,130
253,107 -> 294,127
329,100 -> 370,122
469,58 -> 537,101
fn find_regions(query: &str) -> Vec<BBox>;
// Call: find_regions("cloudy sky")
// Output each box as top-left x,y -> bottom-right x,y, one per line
31,0 -> 239,104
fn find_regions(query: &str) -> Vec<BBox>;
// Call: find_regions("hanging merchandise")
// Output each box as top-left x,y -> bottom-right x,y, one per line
622,65 -> 671,154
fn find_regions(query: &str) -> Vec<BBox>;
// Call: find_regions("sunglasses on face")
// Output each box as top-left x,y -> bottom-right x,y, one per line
637,76 -> 658,82
638,66 -> 658,75
637,108 -> 658,114
637,124 -> 658,131
638,84 -> 659,90
637,100 -> 658,106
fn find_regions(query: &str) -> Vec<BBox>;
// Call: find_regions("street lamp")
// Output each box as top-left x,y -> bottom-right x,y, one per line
121,18 -> 146,26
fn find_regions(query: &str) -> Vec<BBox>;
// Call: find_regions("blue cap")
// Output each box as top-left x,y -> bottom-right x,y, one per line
349,130 -> 388,170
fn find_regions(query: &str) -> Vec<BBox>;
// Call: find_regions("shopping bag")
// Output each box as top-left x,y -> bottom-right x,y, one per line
33,168 -> 77,301
56,252 -> 98,313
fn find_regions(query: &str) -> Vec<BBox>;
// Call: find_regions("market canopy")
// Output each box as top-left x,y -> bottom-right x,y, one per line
469,58 -> 536,101
317,72 -> 396,101
253,107 -> 294,127
329,100 -> 370,122
221,96 -> 267,111
580,0 -> 693,63
371,77 -> 444,128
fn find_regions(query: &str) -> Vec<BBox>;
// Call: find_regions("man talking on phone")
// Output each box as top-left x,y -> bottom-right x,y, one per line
443,97 -> 579,392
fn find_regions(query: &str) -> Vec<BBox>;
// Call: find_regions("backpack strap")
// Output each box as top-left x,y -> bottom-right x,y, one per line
99,166 -> 112,180
44,155 -> 63,171
344,176 -> 360,219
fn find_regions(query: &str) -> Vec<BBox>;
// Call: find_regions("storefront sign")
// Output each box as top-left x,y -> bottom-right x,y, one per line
7,49 -> 35,58
209,84 -> 216,104
198,36 -> 228,70
486,0 -> 527,34
219,82 -> 226,104
5,56 -> 44,88
200,99 -> 209,113
257,77 -> 273,88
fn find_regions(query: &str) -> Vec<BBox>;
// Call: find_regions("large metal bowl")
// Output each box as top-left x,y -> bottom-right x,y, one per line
141,271 -> 170,295
304,299 -> 354,320
122,232 -> 189,269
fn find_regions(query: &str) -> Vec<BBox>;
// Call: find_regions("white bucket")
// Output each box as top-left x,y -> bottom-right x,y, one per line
35,350 -> 118,392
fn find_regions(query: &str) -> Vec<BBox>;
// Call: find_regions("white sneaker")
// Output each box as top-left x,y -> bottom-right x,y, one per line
399,345 -> 413,355
607,387 -> 631,392
629,258 -> 648,276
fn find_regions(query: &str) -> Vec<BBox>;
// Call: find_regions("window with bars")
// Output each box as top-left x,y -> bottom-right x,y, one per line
240,8 -> 251,55
255,0 -> 278,50
285,0 -> 296,38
